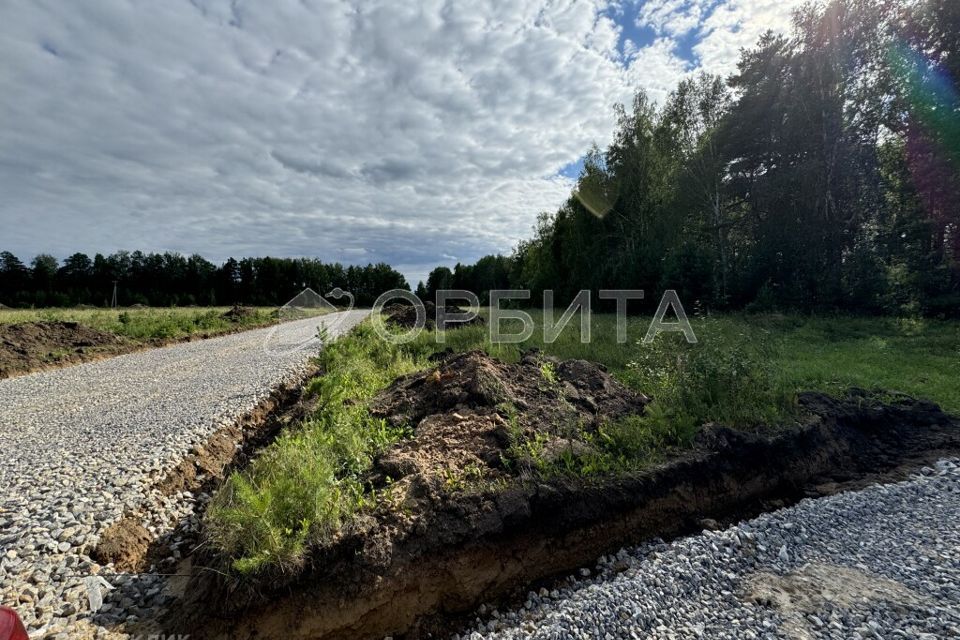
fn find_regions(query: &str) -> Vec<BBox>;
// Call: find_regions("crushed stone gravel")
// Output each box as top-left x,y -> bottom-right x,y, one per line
0,311 -> 367,638
463,459 -> 960,640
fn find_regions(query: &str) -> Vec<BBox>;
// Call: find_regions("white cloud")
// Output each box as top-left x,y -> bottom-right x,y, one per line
637,0 -> 709,37
0,0 -> 637,284
625,37 -> 692,104
635,0 -> 805,78
0,0 -> 807,285
694,0 -> 806,77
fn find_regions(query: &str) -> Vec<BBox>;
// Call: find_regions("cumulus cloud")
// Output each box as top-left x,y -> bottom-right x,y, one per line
625,37 -> 692,103
0,0 -> 804,286
694,0 -> 807,76
637,0 -> 709,37
635,0 -> 807,77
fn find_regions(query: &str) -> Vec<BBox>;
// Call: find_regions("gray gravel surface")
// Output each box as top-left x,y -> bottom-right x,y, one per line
0,310 -> 367,638
464,459 -> 960,640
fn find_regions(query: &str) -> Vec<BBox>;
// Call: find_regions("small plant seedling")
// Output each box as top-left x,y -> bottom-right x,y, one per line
540,361 -> 557,384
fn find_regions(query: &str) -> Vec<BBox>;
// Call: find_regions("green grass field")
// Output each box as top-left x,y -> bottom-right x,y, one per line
205,310 -> 960,575
0,306 -> 280,341
449,311 -> 960,414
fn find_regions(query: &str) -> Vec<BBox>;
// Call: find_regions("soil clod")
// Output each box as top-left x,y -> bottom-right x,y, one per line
92,519 -> 152,573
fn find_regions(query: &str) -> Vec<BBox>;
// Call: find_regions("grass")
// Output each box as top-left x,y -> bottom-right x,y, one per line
770,315 -> 960,414
205,310 -> 960,575
0,306 -> 284,342
425,311 -> 960,414
205,322 -> 426,574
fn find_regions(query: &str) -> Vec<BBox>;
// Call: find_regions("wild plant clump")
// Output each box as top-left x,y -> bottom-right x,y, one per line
624,319 -> 794,442
205,322 -> 420,574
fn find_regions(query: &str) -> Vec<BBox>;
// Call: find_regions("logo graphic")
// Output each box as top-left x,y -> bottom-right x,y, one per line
263,287 -> 354,355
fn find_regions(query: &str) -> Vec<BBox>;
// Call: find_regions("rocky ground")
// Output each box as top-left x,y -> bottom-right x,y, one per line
0,310 -> 367,639
462,459 -> 960,640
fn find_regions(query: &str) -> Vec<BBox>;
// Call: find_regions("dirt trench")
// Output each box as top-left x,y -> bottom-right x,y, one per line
169,386 -> 960,640
92,365 -> 322,573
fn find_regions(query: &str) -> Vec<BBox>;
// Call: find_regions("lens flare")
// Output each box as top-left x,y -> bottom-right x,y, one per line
887,41 -> 960,266
888,42 -> 960,166
572,185 -> 615,219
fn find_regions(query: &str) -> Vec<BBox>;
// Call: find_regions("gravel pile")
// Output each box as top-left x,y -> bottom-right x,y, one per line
464,459 -> 960,640
0,311 -> 367,639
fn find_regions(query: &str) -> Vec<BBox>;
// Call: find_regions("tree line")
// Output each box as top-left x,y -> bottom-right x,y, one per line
422,0 -> 960,317
0,250 -> 408,308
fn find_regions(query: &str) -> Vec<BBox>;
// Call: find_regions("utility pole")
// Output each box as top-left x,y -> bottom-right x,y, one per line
111,281 -> 118,308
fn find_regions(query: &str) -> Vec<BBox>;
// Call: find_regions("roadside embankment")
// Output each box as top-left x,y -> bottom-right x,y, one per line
175,383 -> 959,640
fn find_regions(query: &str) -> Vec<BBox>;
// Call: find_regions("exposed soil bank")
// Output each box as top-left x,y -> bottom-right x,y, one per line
172,389 -> 959,640
0,317 -> 275,379
0,321 -> 130,378
370,349 -> 648,484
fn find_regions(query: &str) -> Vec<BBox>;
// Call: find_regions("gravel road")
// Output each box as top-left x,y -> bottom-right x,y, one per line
0,310 -> 367,638
464,459 -> 960,640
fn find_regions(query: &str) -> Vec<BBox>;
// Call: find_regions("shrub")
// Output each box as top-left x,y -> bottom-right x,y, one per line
623,319 -> 794,442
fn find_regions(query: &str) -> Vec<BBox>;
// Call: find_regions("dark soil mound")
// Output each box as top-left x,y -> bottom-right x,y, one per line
176,388 -> 960,640
369,349 -> 649,483
382,301 -> 485,330
0,321 -> 128,378
221,305 -> 255,322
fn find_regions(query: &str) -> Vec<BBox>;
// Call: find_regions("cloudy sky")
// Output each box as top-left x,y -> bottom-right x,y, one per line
0,0 -> 805,287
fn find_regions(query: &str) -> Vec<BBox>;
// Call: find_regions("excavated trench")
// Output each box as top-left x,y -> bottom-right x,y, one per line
161,370 -> 959,640
92,365 -> 322,573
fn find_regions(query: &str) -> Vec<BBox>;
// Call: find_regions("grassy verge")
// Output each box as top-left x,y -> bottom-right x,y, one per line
0,307 -> 285,341
205,311 -> 959,575
205,322 -> 428,574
